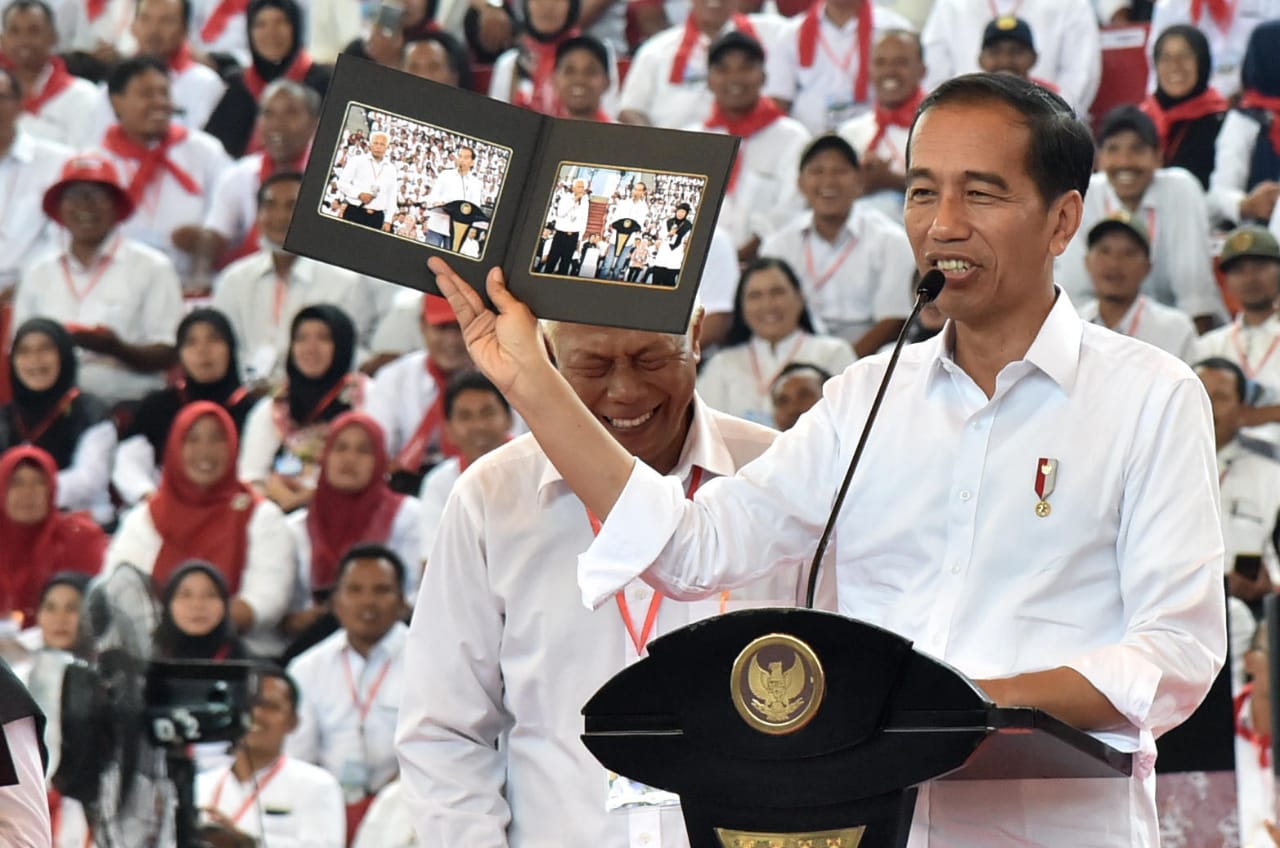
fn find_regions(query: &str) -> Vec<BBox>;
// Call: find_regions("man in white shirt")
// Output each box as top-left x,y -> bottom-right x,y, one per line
544,178 -> 591,275
98,56 -> 231,287
602,180 -> 651,280
15,155 -> 182,406
763,0 -> 912,135
0,0 -> 98,149
197,669 -> 346,848
128,0 -> 226,131
189,0 -> 250,66
427,72 -> 1226,846
288,547 -> 408,815
395,314 -> 807,847
836,28 -> 925,222
1150,0 -> 1280,98
1077,214 -> 1198,362
421,145 -> 484,249
0,67 -> 70,292
337,131 -> 399,232
212,172 -> 386,381
921,0 -> 1101,112
1056,105 -> 1224,331
759,134 -> 914,354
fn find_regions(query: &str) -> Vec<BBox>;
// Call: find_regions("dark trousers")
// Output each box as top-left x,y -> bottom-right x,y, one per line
341,204 -> 385,230
547,230 -> 580,275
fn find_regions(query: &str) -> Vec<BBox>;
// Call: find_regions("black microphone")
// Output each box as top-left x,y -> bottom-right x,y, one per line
804,269 -> 946,608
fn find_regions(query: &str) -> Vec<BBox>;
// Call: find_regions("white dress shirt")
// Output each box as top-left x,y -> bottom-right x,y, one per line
1056,169 -> 1224,320
87,60 -> 227,141
608,197 -> 652,232
1217,438 -> 1280,582
16,65 -> 99,149
1195,316 -> 1280,396
195,756 -> 346,848
550,189 -> 590,234
0,716 -> 51,848
700,113 -> 811,247
920,0 -> 1101,112
14,236 -> 184,405
416,456 -> 460,567
1209,110 -> 1270,226
1150,0 -> 1280,98
489,42 -> 623,117
286,622 -> 407,798
763,4 -> 914,134
837,110 -> 908,221
203,152 -> 266,248
364,350 -> 441,459
96,124 -> 231,282
189,0 -> 251,66
337,152 -> 399,215
422,167 -> 484,237
395,399 -> 809,848
104,498 -> 297,655
53,419 -> 117,525
351,780 -> 415,848
578,291 -> 1226,847
697,330 -> 856,424
1077,294 -> 1199,362
759,204 -> 916,341
0,132 -> 71,288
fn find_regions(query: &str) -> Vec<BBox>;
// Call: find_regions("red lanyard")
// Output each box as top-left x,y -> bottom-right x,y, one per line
1229,322 -> 1280,379
748,334 -> 808,398
17,388 -> 79,444
299,376 -> 351,426
804,230 -> 859,295
209,756 -> 288,825
817,26 -> 857,74
342,648 -> 393,725
987,0 -> 1023,16
586,466 -> 705,656
272,273 -> 288,325
59,237 -> 119,302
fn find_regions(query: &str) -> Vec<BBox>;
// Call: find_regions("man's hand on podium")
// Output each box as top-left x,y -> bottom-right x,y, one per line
975,667 -> 1127,732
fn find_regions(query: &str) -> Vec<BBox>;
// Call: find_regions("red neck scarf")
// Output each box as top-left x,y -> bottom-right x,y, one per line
797,0 -> 872,103
244,50 -> 313,101
87,0 -> 108,21
20,57 -> 76,115
1240,89 -> 1280,156
705,96 -> 786,193
557,105 -> 612,122
394,357 -> 462,473
169,41 -> 196,73
0,447 -> 105,623
868,85 -> 923,152
147,403 -> 258,594
199,0 -> 251,44
101,123 -> 201,204
305,413 -> 405,592
514,29 -> 579,114
1139,88 -> 1228,158
1191,0 -> 1236,30
669,13 -> 758,84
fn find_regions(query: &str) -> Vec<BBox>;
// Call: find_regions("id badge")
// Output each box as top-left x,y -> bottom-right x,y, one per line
825,96 -> 866,131
605,770 -> 680,812
273,450 -> 304,477
339,758 -> 370,803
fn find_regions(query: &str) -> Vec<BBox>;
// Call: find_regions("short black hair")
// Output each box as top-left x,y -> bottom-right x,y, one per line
770,361 -> 833,395
107,55 -> 169,96
135,0 -> 192,27
555,34 -> 610,80
1195,356 -> 1249,403
908,72 -> 1094,209
444,371 -> 509,418
335,543 -> 407,596
2,0 -> 55,30
708,31 -> 765,68
256,664 -> 301,712
256,170 -> 303,206
799,133 -> 859,172
406,30 -> 473,90
1096,104 -> 1159,150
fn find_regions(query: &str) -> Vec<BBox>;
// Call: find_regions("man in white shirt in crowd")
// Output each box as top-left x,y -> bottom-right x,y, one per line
1150,0 -> 1280,98
837,28 -> 925,222
763,0 -> 912,135
98,56 -> 231,287
337,131 -> 399,232
401,31 -> 472,87
544,177 -> 591,275
602,180 -> 651,280
759,134 -> 914,355
0,0 -> 98,149
770,361 -> 832,431
396,310 -> 808,847
921,0 -> 1100,112
552,35 -> 613,123
976,16 -> 1058,89
212,172 -> 386,381
189,0 -> 251,66
15,155 -> 182,407
421,145 -> 484,250
618,0 -> 781,129
197,669 -> 346,848
1056,105 -> 1224,332
126,0 -> 226,132
1077,213 -> 1198,362
0,67 -> 70,293
426,72 -> 1225,846
288,546 -> 408,827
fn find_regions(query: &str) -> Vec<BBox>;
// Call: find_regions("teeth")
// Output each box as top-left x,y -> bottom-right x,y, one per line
935,259 -> 973,272
605,409 -> 656,430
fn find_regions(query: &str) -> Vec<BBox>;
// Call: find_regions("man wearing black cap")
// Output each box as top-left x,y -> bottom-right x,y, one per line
977,16 -> 1052,89
1079,212 -> 1198,361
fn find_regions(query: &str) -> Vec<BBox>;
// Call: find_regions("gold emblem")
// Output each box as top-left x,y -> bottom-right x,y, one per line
1230,230 -> 1255,252
460,202 -> 472,215
996,15 -> 1018,29
231,493 -> 253,511
1035,500 -> 1051,517
731,633 -> 825,735
714,826 -> 866,847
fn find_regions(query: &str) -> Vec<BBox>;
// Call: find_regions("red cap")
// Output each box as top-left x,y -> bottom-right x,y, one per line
42,155 -> 135,224
422,294 -> 458,326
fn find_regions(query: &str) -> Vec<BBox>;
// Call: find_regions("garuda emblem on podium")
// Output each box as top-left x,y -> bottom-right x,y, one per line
731,633 -> 825,735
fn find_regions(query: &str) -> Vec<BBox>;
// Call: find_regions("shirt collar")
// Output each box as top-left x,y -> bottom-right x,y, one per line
802,209 -> 857,245
341,620 -> 408,661
5,132 -> 34,165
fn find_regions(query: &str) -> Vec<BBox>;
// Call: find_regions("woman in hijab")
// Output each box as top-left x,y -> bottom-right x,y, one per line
1140,25 -> 1227,189
0,448 -> 104,626
489,0 -> 617,115
238,304 -> 364,513
650,204 -> 693,287
153,561 -> 250,661
107,402 -> 295,657
0,319 -> 116,523
205,0 -> 332,158
1209,20 -> 1280,224
113,309 -> 261,506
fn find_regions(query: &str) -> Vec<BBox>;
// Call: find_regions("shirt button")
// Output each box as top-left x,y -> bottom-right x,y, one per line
638,833 -> 653,845
950,562 -> 961,574
959,489 -> 972,501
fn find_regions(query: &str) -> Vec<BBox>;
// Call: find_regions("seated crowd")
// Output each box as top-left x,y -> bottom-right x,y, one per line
3,0 -> 1280,844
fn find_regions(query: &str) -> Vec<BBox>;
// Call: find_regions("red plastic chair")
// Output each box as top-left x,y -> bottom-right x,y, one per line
1089,23 -> 1151,131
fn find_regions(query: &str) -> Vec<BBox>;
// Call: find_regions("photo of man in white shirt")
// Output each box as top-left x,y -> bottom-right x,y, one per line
337,130 -> 398,232
422,145 -> 484,249
543,178 -> 591,276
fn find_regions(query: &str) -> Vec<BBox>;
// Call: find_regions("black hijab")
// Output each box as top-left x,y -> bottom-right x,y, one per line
285,304 -> 356,426
246,0 -> 305,84
3,319 -> 108,469
125,309 -> 248,457
152,560 -> 248,661
1153,25 -> 1213,109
